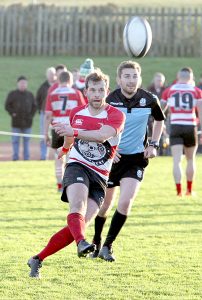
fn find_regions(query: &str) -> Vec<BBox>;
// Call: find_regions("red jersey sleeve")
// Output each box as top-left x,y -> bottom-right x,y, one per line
76,89 -> 88,106
161,87 -> 170,102
105,106 -> 125,134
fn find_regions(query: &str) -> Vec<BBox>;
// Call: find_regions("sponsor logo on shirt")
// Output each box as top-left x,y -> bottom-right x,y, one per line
139,98 -> 146,107
75,119 -> 83,125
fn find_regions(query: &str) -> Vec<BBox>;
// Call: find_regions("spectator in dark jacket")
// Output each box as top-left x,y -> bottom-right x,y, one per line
36,67 -> 56,160
147,72 -> 169,155
5,76 -> 37,161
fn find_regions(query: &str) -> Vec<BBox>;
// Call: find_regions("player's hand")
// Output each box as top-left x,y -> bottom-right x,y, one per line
57,147 -> 66,159
53,122 -> 73,137
113,151 -> 121,163
45,134 -> 51,146
144,146 -> 157,159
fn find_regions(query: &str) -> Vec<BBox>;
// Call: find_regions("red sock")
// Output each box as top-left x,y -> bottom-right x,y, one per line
176,183 -> 182,195
187,181 -> 192,193
67,213 -> 85,244
36,226 -> 74,261
57,183 -> 62,189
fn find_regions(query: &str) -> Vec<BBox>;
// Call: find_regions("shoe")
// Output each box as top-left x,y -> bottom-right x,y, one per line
77,240 -> 95,258
185,191 -> 196,196
177,192 -> 182,197
98,246 -> 115,262
27,257 -> 42,278
89,242 -> 101,258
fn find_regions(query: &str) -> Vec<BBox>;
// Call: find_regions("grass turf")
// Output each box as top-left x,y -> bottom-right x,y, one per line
0,156 -> 202,299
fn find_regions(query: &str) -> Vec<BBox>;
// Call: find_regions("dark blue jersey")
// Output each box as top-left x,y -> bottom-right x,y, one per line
106,88 -> 165,154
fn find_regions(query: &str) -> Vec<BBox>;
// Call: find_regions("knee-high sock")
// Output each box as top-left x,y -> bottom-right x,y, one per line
36,226 -> 74,261
103,210 -> 127,248
67,213 -> 85,244
93,215 -> 107,245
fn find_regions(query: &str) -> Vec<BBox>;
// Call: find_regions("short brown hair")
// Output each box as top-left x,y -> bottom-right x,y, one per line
58,71 -> 73,84
85,71 -> 109,89
117,61 -> 141,78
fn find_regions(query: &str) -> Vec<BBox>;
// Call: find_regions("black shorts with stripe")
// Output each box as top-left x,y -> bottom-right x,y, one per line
107,152 -> 149,188
170,124 -> 197,147
51,129 -> 64,149
61,162 -> 107,208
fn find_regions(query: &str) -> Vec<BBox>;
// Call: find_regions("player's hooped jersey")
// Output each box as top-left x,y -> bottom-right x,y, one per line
68,105 -> 125,181
45,86 -> 86,124
161,83 -> 202,125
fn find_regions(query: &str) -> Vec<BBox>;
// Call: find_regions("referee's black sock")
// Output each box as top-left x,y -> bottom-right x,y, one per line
103,210 -> 127,248
93,215 -> 107,245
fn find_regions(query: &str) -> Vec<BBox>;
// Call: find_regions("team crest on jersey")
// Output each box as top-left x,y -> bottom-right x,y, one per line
75,140 -> 111,166
75,119 -> 83,125
137,169 -> 143,178
139,98 -> 146,107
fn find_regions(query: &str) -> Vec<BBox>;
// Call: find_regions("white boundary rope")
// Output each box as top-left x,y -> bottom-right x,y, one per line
0,130 -> 201,139
0,131 -> 44,138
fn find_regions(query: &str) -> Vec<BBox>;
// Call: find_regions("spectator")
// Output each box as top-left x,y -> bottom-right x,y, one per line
36,67 -> 56,160
5,76 -> 37,161
73,58 -> 95,97
147,72 -> 169,155
197,74 -> 202,90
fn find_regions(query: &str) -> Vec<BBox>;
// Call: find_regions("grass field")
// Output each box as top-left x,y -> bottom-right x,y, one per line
1,56 -> 202,143
1,0 -> 202,8
0,156 -> 202,299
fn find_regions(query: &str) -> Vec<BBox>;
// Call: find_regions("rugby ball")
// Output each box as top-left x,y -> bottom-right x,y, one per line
123,16 -> 152,58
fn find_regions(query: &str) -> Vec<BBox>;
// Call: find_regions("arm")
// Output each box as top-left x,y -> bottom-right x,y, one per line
151,120 -> 164,142
196,101 -> 202,128
31,94 -> 37,117
52,123 -> 117,143
57,136 -> 74,159
5,92 -> 15,116
160,99 -> 168,113
44,111 -> 53,146
144,120 -> 164,159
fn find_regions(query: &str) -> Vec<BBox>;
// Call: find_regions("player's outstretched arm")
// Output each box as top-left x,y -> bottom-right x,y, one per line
53,122 -> 117,143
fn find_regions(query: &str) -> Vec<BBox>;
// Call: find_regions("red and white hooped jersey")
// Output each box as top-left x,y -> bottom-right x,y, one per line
161,83 -> 202,125
45,86 -> 87,124
68,104 -> 125,181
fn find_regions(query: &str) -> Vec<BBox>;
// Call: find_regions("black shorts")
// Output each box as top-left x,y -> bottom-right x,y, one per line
61,162 -> 106,208
170,125 -> 197,147
107,152 -> 149,188
51,129 -> 64,149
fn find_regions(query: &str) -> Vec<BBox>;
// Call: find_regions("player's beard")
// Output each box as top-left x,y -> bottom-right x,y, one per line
122,85 -> 137,96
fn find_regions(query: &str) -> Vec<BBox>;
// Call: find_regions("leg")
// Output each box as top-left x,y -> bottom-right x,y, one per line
171,144 -> 184,195
55,151 -> 64,191
40,112 -> 48,160
184,145 -> 197,195
92,187 -> 117,250
12,127 -> 20,160
23,127 -> 31,160
28,186 -> 96,278
99,178 -> 141,261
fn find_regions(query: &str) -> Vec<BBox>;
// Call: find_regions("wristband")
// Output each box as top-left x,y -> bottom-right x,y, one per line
62,146 -> 69,153
149,141 -> 160,150
73,129 -> 79,138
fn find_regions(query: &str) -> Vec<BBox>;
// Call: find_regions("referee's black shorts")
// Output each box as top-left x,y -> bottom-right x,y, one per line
107,152 -> 149,188
170,124 -> 197,147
